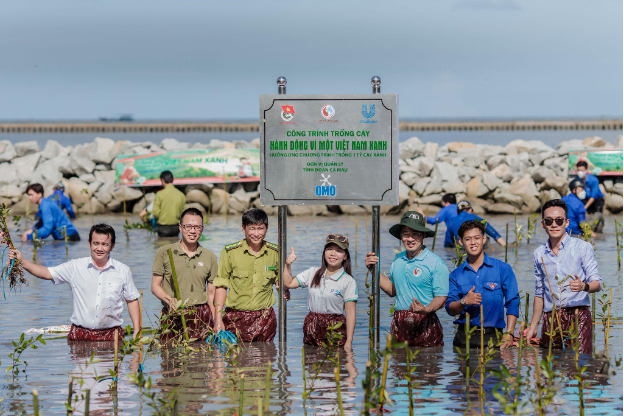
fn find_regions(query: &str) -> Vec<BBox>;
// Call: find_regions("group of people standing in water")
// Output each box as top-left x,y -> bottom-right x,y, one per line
8,185 -> 602,354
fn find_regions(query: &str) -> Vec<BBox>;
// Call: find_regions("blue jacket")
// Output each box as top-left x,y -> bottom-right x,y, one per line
576,174 -> 604,199
562,194 -> 586,235
448,211 -> 502,245
29,198 -> 78,240
48,189 -> 76,219
446,253 -> 520,329
427,204 -> 458,248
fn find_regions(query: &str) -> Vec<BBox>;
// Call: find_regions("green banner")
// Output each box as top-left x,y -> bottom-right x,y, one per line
115,148 -> 260,186
568,149 -> 623,176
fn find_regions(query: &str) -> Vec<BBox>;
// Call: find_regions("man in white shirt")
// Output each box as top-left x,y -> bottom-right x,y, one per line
10,223 -> 141,341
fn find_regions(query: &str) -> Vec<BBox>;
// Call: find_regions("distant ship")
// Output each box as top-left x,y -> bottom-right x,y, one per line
98,114 -> 134,122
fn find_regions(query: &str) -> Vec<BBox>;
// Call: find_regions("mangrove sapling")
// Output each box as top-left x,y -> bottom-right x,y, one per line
333,351 -> 345,416
128,369 -> 179,415
66,350 -> 99,414
571,311 -> 589,416
615,219 -> 622,270
527,213 -> 537,244
404,344 -> 419,416
455,313 -> 478,393
377,334 -> 394,412
107,326 -> 145,390
431,219 -> 439,252
6,332 -> 46,379
32,230 -> 45,261
263,360 -> 271,413
361,360 -> 374,415
238,373 -> 245,416
513,209 -> 524,254
452,238 -> 466,268
0,204 -> 26,291
32,388 -> 40,416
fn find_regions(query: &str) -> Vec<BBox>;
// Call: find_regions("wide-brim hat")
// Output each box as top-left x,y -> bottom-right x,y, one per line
389,211 -> 435,239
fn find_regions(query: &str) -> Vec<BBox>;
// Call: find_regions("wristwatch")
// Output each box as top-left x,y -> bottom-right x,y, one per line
460,297 -> 466,306
583,282 -> 590,292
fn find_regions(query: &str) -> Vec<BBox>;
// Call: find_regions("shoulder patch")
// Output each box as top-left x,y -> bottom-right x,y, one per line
225,241 -> 242,251
266,242 -> 279,252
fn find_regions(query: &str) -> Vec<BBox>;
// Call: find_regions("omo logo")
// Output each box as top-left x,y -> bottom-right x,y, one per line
315,174 -> 336,197
362,104 -> 375,118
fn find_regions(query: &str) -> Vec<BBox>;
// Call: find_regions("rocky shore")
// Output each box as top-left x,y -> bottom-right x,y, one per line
0,135 -> 621,217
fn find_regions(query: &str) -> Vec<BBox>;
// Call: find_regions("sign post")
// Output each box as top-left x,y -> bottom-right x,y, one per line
277,76 -> 288,345
260,78 -> 398,348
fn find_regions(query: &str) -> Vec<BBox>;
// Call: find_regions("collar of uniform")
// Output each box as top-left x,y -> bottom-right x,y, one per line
462,253 -> 493,271
88,256 -> 114,270
325,267 -> 345,281
545,233 -> 570,254
241,238 -> 267,255
175,240 -> 203,258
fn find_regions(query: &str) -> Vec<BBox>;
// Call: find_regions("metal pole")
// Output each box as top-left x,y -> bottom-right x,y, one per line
277,76 -> 287,345
371,76 -> 381,348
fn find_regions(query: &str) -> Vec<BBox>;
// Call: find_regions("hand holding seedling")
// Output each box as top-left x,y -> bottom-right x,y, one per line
9,249 -> 24,263
569,274 -> 585,292
464,286 -> 482,305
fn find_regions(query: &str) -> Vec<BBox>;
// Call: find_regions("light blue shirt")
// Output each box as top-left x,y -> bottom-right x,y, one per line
389,247 -> 449,311
533,234 -> 601,313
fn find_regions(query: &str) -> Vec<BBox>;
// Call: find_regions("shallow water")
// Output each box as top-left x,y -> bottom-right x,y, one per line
0,213 -> 622,414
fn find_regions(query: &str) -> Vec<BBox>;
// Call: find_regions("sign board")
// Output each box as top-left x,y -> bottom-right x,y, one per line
568,149 -> 623,177
114,149 -> 260,186
259,94 -> 399,205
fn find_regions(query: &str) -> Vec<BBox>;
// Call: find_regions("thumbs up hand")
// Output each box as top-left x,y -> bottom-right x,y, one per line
286,247 -> 297,265
464,285 -> 482,306
569,274 -> 585,292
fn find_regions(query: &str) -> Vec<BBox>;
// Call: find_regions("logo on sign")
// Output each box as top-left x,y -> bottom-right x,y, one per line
413,267 -> 422,277
362,104 -> 375,118
281,105 -> 295,121
321,105 -> 336,120
315,174 -> 336,197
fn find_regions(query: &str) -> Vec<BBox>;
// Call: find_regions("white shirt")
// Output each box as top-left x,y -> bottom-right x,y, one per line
49,256 -> 140,330
295,267 -> 358,315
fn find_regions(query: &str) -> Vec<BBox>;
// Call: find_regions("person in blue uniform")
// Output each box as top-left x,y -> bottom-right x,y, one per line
561,179 -> 588,236
21,183 -> 80,242
365,211 -> 449,347
423,193 -> 458,248
446,220 -> 519,349
48,182 -> 76,219
575,160 -> 605,233
448,201 -> 506,247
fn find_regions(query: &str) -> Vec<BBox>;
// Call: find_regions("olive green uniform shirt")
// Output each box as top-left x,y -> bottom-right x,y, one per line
213,239 -> 279,311
152,241 -> 218,308
152,184 -> 186,226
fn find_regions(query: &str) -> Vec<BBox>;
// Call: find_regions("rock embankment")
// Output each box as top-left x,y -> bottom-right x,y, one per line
0,135 -> 621,217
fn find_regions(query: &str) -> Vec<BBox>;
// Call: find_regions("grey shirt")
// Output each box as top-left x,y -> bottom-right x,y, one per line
295,267 -> 358,315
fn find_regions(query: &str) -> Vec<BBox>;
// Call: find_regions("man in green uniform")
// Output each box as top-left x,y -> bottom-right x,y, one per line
213,208 -> 289,342
152,207 -> 218,344
153,170 -> 186,238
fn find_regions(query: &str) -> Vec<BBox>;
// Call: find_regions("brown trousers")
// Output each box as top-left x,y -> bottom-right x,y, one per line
391,310 -> 444,347
303,311 -> 347,347
223,307 -> 277,342
540,306 -> 592,354
67,324 -> 123,342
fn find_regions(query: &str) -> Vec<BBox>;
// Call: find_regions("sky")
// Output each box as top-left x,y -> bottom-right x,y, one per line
0,0 -> 622,121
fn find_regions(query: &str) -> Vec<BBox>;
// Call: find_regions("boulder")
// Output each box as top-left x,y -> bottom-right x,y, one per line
557,139 -> 585,155
94,170 -> 117,184
0,184 -> 22,198
191,142 -> 209,150
186,189 -> 211,209
465,177 -> 489,198
423,142 -> 438,159
251,138 -> 260,148
479,145 -> 505,160
542,175 -> 568,195
412,177 -> 430,196
443,182 -> 467,195
522,196 -> 542,214
603,179 -> 614,193
66,177 -> 91,206
493,192 -> 523,208
504,139 -> 555,155
414,194 -> 444,206
41,140 -> 69,160
399,181 -> 412,203
482,172 -> 503,191
617,135 -> 623,149
486,203 -> 517,214
508,175 -> 539,205
14,141 -> 40,157
185,183 -> 214,194
339,205 -> 367,215
447,142 -> 476,153
0,163 -> 18,186
94,182 -> 114,205
11,195 -> 38,215
227,195 -> 248,213
423,174 -> 443,196
185,202 -> 207,214
31,159 -> 63,192
12,152 -> 41,183
400,172 -> 419,187
582,136 -> 607,148
90,137 -> 120,164
78,197 -> 109,215
613,183 -> 623,196
210,188 -> 228,213
531,166 -> 554,184
111,185 -> 143,202
457,147 -> 482,168
234,140 -> 251,148
79,173 -> 96,183
606,194 -> 623,213
406,156 -> 435,177
70,156 -> 96,176
399,137 -> 425,160
0,141 -> 16,163
160,138 -> 190,151
486,154 -> 506,170
490,163 -> 514,182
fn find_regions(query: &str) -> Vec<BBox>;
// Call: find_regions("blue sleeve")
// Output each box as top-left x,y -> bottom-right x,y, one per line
427,206 -> 446,225
445,270 -> 461,315
32,204 -> 54,239
577,204 -> 586,225
479,216 -> 502,240
588,176 -> 603,199
62,196 -> 76,219
502,264 -> 520,317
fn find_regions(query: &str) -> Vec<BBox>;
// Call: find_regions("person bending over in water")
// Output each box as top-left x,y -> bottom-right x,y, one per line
282,234 -> 358,350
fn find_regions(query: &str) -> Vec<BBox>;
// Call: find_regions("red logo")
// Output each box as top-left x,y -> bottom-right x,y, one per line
280,105 -> 295,121
413,268 -> 422,277
487,282 -> 498,289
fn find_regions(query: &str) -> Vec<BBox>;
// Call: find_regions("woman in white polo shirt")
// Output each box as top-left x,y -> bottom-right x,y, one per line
283,234 -> 358,350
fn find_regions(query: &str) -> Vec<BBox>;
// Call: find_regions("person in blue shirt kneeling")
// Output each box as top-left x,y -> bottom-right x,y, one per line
446,220 -> 519,349
423,193 -> 457,248
449,200 -> 506,247
21,183 -> 80,242
49,182 -> 76,219
561,179 -> 591,237
575,160 -> 605,233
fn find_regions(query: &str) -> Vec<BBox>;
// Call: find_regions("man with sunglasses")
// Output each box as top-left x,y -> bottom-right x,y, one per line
365,211 -> 449,347
213,208 -> 290,342
152,207 -> 218,343
524,199 -> 601,354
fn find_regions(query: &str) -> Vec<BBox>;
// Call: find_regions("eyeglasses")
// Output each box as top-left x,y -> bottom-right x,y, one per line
181,224 -> 203,231
543,217 -> 565,227
327,234 -> 348,244
400,231 -> 422,238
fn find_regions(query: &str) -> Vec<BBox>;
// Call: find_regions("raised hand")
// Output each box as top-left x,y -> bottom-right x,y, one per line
569,274 -> 585,292
286,247 -> 297,265
464,285 -> 482,306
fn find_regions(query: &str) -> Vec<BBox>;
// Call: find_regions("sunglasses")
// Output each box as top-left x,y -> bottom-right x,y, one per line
327,234 -> 348,244
543,217 -> 565,227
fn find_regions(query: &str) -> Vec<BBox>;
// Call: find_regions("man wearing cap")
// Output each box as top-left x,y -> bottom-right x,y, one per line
365,211 -> 449,347
562,179 -> 589,236
49,182 -> 76,219
575,160 -> 605,233
446,220 -> 520,349
448,201 -> 506,247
